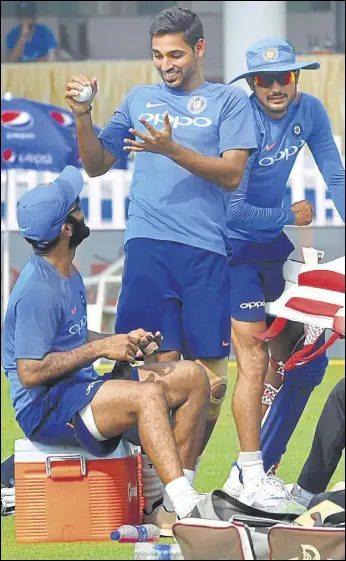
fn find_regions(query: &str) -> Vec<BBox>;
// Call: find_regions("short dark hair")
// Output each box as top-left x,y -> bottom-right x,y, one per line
149,7 -> 204,49
25,236 -> 60,254
16,1 -> 36,19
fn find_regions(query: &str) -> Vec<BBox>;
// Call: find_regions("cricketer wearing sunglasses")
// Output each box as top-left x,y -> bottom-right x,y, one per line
222,39 -> 345,512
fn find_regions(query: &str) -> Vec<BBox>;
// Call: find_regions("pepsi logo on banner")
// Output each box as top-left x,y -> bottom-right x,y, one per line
1,111 -> 34,132
1,98 -> 90,173
2,149 -> 16,163
2,149 -> 52,166
50,111 -> 74,128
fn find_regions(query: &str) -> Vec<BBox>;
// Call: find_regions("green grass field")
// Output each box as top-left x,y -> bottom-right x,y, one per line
1,363 -> 345,560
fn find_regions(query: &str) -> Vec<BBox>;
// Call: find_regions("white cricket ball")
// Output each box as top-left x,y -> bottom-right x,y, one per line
72,84 -> 93,103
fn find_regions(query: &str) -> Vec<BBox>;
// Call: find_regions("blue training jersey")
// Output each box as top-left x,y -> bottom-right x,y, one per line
99,82 -> 257,256
1,255 -> 99,424
227,93 -> 345,261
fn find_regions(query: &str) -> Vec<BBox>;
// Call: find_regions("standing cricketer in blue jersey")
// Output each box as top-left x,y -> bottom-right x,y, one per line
64,7 -> 257,532
222,39 -> 345,511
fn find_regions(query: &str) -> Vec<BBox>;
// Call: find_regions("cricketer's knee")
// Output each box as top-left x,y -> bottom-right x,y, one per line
196,358 -> 229,422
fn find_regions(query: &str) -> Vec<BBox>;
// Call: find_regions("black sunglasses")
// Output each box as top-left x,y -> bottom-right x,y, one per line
68,197 -> 82,214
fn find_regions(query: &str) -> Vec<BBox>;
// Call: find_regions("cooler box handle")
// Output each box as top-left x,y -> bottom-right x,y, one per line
45,454 -> 87,477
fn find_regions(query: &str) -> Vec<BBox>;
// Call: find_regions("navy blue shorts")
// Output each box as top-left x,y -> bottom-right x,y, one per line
19,369 -> 139,458
115,239 -> 231,358
229,260 -> 286,322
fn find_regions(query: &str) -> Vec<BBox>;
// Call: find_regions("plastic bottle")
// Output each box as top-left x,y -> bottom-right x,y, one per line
134,543 -> 184,560
111,524 -> 160,543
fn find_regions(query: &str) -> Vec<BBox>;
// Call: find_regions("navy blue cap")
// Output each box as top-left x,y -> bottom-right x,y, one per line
229,38 -> 320,84
17,166 -> 84,243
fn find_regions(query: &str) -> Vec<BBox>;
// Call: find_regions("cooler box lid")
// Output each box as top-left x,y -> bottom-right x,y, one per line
15,438 -> 141,462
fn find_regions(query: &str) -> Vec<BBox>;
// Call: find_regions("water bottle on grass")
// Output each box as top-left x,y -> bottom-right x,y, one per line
134,543 -> 184,560
111,524 -> 160,543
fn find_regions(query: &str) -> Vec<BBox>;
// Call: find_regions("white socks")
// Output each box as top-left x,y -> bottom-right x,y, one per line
163,469 -> 195,512
142,453 -> 199,518
142,455 -> 164,513
165,476 -> 200,520
238,451 -> 265,488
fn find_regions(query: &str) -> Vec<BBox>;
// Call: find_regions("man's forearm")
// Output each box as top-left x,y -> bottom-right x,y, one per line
8,37 -> 26,62
167,142 -> 247,191
228,200 -> 295,231
75,114 -> 109,177
17,340 -> 104,388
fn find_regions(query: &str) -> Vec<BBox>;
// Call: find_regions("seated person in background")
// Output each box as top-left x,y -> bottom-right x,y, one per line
290,377 -> 345,508
1,166 -> 211,522
6,1 -> 58,62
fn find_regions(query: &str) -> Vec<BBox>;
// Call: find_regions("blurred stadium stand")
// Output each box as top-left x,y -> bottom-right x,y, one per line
1,2 -> 345,72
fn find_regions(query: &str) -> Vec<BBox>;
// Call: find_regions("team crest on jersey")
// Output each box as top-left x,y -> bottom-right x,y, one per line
188,96 -> 207,115
263,48 -> 278,62
293,123 -> 302,136
80,290 -> 86,307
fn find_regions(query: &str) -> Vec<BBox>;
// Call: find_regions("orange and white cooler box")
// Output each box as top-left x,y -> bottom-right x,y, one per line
15,438 -> 144,543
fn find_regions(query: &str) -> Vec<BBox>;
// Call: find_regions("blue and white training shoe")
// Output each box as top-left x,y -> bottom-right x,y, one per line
239,474 -> 306,515
223,464 -> 306,514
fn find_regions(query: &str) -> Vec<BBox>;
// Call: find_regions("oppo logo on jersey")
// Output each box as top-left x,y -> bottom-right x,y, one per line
259,139 -> 306,167
69,315 -> 87,336
240,301 -> 265,309
138,112 -> 212,129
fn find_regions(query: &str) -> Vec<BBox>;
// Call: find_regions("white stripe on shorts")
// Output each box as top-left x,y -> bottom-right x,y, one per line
78,403 -> 108,442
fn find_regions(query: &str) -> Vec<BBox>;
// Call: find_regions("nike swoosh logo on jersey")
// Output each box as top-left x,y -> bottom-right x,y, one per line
146,102 -> 167,108
266,143 -> 277,151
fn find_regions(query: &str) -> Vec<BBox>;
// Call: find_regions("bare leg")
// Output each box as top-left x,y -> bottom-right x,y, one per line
91,361 -> 210,483
138,361 -> 210,470
231,318 -> 268,452
91,379 -> 183,485
126,360 -> 210,526
150,351 -> 225,454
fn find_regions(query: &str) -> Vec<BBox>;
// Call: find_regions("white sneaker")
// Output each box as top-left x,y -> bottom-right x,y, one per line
239,474 -> 306,515
222,463 -> 244,498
